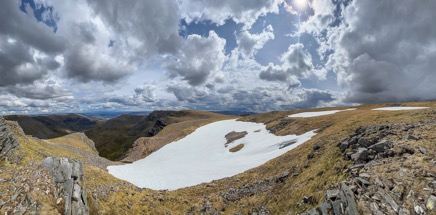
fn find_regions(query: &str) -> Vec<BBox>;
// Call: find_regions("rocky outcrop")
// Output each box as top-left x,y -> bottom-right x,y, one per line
0,116 -> 20,163
303,122 -> 435,214
301,182 -> 358,215
42,157 -> 89,215
225,131 -> 248,147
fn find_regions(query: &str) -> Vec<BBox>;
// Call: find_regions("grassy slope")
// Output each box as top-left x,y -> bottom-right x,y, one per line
84,114 -> 145,160
86,110 -> 233,161
2,102 -> 435,214
4,114 -> 99,139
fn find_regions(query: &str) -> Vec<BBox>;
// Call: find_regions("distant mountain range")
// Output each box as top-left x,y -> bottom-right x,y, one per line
4,113 -> 101,139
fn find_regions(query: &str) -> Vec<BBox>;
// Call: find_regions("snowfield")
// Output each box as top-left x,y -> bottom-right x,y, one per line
372,107 -> 429,111
288,108 -> 356,118
107,119 -> 316,190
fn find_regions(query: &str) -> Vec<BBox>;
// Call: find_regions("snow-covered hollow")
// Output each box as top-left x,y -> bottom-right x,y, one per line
107,119 -> 316,190
288,108 -> 356,118
372,107 -> 429,111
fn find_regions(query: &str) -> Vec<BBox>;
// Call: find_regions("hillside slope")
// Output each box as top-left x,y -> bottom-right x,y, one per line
1,102 -> 435,214
85,110 -> 233,161
4,114 -> 100,139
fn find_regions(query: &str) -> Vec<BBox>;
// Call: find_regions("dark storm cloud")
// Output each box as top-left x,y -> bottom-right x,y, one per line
2,80 -> 71,100
64,45 -> 133,83
284,89 -> 335,110
0,1 -> 63,87
0,38 -> 59,87
325,0 -> 436,103
0,1 -> 65,54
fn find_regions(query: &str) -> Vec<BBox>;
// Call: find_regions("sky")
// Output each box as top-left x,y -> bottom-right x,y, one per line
1,0 -> 436,115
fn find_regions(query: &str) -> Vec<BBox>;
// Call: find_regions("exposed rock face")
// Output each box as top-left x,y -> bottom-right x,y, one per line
42,157 -> 89,215
303,122 -> 436,215
0,117 -> 20,163
225,131 -> 248,147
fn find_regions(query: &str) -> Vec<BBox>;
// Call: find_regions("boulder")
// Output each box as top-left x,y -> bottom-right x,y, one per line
41,157 -> 89,215
368,140 -> 393,153
0,117 -> 20,163
339,141 -> 349,152
357,138 -> 371,147
351,148 -> 368,163
340,182 -> 359,215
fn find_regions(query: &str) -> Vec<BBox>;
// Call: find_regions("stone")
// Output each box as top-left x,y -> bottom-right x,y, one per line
351,148 -> 368,163
355,177 -> 370,186
331,200 -> 342,215
427,195 -> 436,210
418,146 -> 427,155
313,143 -> 321,151
340,182 -> 358,215
348,136 -> 358,145
414,205 -> 424,214
370,202 -> 383,215
302,208 -> 320,215
0,117 -> 20,163
348,164 -> 364,170
41,157 -> 89,215
326,189 -> 340,201
319,202 -> 331,214
357,138 -> 371,147
359,173 -> 371,179
384,192 -> 399,213
224,131 -> 248,147
303,196 -> 315,204
399,208 -> 411,215
399,146 -> 415,155
41,157 -> 54,168
339,141 -> 349,152
369,140 -> 393,153
277,171 -> 289,183
278,139 -> 297,149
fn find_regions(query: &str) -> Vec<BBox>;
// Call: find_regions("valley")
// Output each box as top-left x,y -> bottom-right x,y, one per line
0,102 -> 435,214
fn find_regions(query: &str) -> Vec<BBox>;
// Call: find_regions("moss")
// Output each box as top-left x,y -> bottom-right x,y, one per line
229,144 -> 245,153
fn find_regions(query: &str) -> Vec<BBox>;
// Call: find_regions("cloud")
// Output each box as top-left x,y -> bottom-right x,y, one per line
179,0 -> 280,27
299,0 -> 336,36
259,43 -> 313,82
0,1 -> 63,87
237,25 -> 275,57
281,88 -> 336,110
165,31 -> 227,86
0,1 -> 65,54
86,0 -> 181,55
134,85 -> 157,103
321,0 -> 436,103
1,79 -> 71,100
0,37 -> 60,87
63,43 -> 134,83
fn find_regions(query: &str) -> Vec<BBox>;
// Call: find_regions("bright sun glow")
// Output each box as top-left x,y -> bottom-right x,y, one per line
295,0 -> 308,10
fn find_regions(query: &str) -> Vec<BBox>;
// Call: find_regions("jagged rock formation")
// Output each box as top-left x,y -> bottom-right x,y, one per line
0,116 -> 20,163
303,122 -> 436,214
42,157 -> 89,215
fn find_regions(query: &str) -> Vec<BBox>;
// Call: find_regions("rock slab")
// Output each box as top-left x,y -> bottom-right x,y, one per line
42,157 -> 89,215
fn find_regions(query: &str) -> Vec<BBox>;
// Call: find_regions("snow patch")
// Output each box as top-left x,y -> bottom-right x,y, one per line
107,119 -> 316,190
288,108 -> 356,118
372,107 -> 429,111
